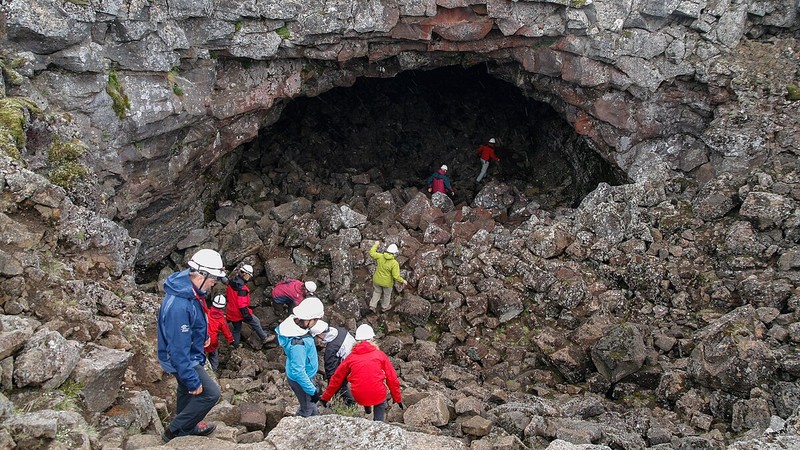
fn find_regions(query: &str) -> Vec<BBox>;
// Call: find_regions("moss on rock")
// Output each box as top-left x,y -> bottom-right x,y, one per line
49,161 -> 89,189
0,97 -> 39,160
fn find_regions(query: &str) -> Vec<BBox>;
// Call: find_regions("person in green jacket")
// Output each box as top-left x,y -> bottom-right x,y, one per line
368,240 -> 407,312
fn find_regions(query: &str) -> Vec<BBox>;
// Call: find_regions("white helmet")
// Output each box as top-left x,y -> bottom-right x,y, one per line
386,243 -> 399,254
304,281 -> 317,293
212,294 -> 227,308
241,264 -> 254,276
440,165 -> 448,171
293,297 -> 324,320
187,249 -> 226,278
488,138 -> 496,144
355,324 -> 375,341
309,320 -> 329,337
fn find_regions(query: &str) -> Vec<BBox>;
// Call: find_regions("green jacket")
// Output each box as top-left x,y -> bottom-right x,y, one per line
370,243 -> 405,287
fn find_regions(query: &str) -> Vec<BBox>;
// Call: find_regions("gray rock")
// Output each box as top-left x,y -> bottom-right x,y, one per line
398,192 -> 433,230
403,391 -> 453,427
462,415 -> 493,436
271,198 -> 313,223
267,415 -> 466,449
0,315 -> 39,360
13,329 -> 82,389
98,390 -> 164,435
394,293 -> 431,326
239,402 -> 267,431
70,343 -> 133,412
739,191 -> 794,230
591,323 -> 647,383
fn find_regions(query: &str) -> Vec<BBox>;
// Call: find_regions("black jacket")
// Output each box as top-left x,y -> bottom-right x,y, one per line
324,327 -> 350,380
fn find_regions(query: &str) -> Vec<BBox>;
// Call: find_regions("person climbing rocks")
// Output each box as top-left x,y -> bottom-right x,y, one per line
271,278 -> 317,307
276,297 -> 326,417
310,321 -> 356,406
225,264 -> 275,348
204,295 -> 234,373
426,164 -> 455,196
157,249 -> 224,442
319,324 -> 403,421
368,240 -> 407,312
475,137 -> 500,183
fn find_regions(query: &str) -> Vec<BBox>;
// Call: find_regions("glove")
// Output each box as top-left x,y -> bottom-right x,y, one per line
239,308 -> 253,321
310,387 -> 322,403
397,402 -> 405,410
319,399 -> 328,408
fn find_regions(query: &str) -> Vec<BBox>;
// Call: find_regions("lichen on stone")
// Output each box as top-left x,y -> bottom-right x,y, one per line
48,138 -> 87,163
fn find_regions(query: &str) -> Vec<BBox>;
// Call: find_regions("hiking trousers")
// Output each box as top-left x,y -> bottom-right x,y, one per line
167,366 -> 220,436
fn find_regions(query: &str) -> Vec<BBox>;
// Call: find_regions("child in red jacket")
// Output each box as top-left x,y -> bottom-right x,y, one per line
319,324 -> 403,421
205,295 -> 234,372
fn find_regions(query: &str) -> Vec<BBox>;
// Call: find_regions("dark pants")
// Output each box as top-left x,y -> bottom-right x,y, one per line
168,366 -> 220,436
273,296 -> 294,306
230,315 -> 268,345
372,401 -> 387,421
206,350 -> 219,372
288,379 -> 319,417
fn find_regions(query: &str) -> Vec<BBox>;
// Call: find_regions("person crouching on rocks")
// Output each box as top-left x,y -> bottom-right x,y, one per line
276,297 -> 325,417
319,324 -> 403,421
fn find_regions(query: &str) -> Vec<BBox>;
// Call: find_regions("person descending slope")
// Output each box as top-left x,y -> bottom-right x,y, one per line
426,164 -> 455,196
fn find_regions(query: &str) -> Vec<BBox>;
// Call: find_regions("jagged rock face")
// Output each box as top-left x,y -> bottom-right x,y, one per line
3,0 -> 797,264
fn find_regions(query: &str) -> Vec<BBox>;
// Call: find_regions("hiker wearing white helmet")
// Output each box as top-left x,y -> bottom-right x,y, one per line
368,240 -> 407,312
311,321 -> 356,406
426,164 -> 455,196
275,297 -> 325,417
475,137 -> 500,182
226,264 -> 275,348
157,249 -> 225,442
272,278 -> 318,307
319,324 -> 403,421
204,295 -> 234,372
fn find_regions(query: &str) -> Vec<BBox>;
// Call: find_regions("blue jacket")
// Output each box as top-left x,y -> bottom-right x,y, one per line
276,317 -> 319,395
157,269 -> 208,391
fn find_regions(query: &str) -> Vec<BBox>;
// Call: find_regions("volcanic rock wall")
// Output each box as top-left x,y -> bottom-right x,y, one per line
2,0 -> 797,263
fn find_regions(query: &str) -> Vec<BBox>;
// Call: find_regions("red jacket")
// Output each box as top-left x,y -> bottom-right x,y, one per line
477,144 -> 499,162
321,341 -> 402,407
271,279 -> 305,306
204,308 -> 233,353
225,275 -> 251,323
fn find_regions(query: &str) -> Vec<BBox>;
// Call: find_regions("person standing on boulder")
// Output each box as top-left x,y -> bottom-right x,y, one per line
475,138 -> 500,183
310,321 -> 356,406
205,294 -> 234,373
319,324 -> 403,421
368,240 -> 407,312
157,249 -> 225,442
226,264 -> 275,348
426,164 -> 455,196
275,297 -> 326,417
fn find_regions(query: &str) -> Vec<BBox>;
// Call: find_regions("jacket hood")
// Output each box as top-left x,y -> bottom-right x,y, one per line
380,253 -> 396,261
277,315 -> 309,340
163,269 -> 198,298
437,168 -> 446,175
351,341 -> 378,355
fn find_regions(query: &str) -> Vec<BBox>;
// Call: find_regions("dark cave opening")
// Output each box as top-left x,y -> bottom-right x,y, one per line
243,64 -> 625,209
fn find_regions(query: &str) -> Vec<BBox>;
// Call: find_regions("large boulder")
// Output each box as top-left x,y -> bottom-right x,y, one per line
590,323 -> 647,384
70,343 -> 133,412
13,329 -> 82,389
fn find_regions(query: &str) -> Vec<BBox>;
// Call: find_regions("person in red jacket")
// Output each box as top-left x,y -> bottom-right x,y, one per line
226,264 -> 275,348
318,324 -> 403,421
271,278 -> 317,307
426,164 -> 455,196
475,137 -> 500,182
205,295 -> 234,372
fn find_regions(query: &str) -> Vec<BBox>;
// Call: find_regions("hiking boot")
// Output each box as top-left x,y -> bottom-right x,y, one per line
161,428 -> 178,443
262,335 -> 277,346
190,421 -> 216,437
364,405 -> 373,414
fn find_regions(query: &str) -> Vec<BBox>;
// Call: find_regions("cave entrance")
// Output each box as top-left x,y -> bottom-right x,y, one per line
241,64 -> 624,209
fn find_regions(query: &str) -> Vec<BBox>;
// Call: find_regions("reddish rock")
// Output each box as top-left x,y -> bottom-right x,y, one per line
421,7 -> 493,42
561,55 -> 611,87
391,22 -> 434,41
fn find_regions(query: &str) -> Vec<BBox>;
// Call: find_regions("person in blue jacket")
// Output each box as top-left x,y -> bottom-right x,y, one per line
275,297 -> 325,417
157,249 -> 227,443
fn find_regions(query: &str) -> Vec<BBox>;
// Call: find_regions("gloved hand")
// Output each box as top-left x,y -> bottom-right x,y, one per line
397,402 -> 405,410
319,399 -> 328,408
310,387 -> 322,403
427,187 -> 432,193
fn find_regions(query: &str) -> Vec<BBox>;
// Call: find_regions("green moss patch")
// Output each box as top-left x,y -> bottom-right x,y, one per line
787,84 -> 800,101
0,97 -> 39,160
106,69 -> 131,118
49,161 -> 89,189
